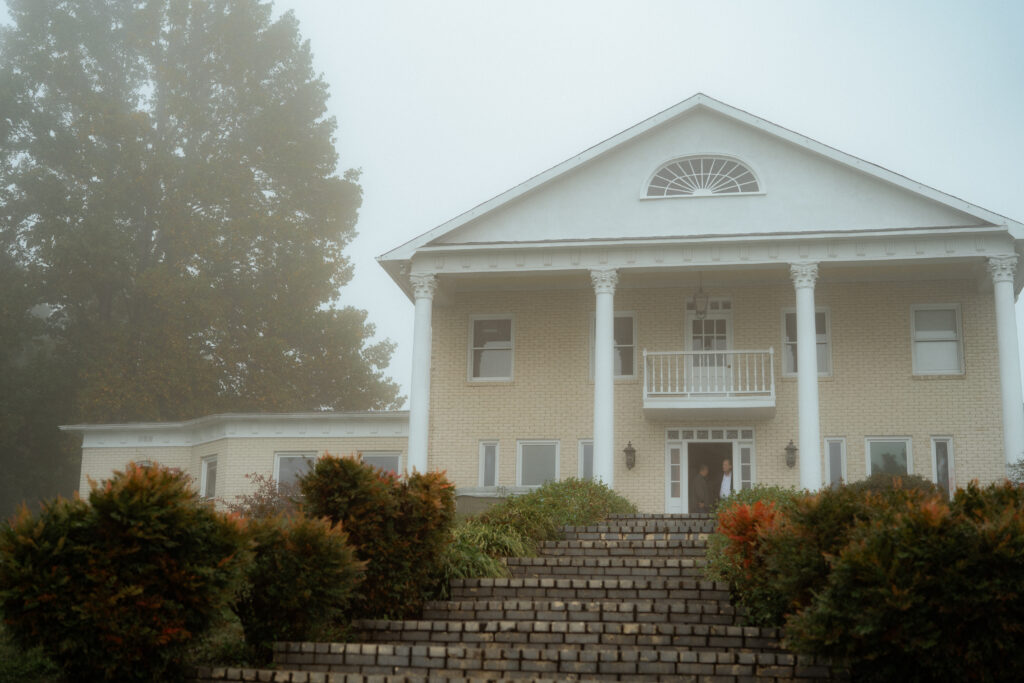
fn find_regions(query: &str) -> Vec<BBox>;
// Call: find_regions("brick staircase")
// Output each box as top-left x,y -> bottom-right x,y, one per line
193,514 -> 844,681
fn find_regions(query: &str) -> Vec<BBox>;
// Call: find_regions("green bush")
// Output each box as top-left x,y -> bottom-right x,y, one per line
844,471 -> 940,496
299,454 -> 455,618
477,478 -> 636,551
0,464 -> 246,682
785,481 -> 1024,682
433,520 -> 514,599
225,472 -> 301,520
232,514 -> 364,663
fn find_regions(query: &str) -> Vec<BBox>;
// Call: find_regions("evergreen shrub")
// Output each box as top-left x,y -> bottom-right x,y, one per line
0,464 -> 245,682
232,514 -> 364,663
477,478 -> 636,552
299,454 -> 455,618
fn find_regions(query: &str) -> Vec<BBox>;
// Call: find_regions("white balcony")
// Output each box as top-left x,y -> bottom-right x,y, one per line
642,348 -> 776,420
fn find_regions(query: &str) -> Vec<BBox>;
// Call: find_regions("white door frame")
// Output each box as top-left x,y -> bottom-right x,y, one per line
665,426 -> 756,513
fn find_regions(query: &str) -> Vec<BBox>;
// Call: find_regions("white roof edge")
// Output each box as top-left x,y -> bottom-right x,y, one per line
377,92 -> 1023,266
61,410 -> 410,433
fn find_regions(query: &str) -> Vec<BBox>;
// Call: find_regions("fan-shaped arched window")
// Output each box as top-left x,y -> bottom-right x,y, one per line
647,156 -> 759,197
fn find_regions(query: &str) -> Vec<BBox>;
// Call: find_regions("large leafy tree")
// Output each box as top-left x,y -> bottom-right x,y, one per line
0,0 -> 400,513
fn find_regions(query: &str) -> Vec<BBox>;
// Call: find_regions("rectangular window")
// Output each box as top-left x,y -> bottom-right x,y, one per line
824,438 -> 847,489
590,313 -> 636,378
200,455 -> 218,499
479,441 -> 498,487
782,308 -> 831,375
866,437 -> 912,476
911,304 -> 963,374
469,316 -> 513,380
517,440 -> 559,487
275,452 -> 317,489
578,440 -> 594,481
931,437 -> 955,498
362,452 -> 401,474
738,444 -> 754,490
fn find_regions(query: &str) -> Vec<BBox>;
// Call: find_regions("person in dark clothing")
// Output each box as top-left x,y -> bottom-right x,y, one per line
692,464 -> 713,513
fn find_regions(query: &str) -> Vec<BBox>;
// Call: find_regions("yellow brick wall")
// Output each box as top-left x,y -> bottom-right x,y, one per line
78,447 -> 193,496
427,277 -> 1003,512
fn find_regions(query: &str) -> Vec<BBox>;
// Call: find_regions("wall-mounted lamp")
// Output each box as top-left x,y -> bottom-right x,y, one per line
623,441 -> 637,470
784,440 -> 798,468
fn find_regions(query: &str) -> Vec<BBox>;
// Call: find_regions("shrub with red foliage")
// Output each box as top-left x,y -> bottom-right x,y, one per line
0,463 -> 246,682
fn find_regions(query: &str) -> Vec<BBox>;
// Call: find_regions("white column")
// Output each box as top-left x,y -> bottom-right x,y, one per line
408,273 -> 437,474
790,262 -> 822,490
591,268 -> 618,488
988,255 -> 1024,469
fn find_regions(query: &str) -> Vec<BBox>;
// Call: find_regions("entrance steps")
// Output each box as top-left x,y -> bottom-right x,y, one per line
193,513 -> 844,682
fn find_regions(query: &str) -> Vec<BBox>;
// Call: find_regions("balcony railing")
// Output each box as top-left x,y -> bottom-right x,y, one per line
642,348 -> 775,419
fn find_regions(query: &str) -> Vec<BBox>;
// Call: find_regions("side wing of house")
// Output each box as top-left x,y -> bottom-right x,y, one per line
382,95 -> 1024,513
65,412 -> 409,505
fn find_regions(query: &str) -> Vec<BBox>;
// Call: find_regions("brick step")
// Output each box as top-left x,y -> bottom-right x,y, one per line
563,519 -> 717,535
352,619 -> 781,651
505,556 -> 706,579
421,598 -> 737,624
268,642 -> 839,681
450,577 -> 728,602
538,539 -> 707,557
560,529 -> 711,542
193,665 -> 563,682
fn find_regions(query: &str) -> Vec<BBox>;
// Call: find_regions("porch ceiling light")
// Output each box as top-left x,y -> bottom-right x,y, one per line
785,440 -> 798,468
692,274 -> 710,320
623,441 -> 637,470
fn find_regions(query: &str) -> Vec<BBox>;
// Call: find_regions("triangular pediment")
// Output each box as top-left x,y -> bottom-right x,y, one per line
380,94 -> 1019,267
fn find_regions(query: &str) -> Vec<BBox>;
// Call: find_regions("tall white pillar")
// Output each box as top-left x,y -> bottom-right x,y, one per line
408,273 -> 437,474
988,255 -> 1024,469
591,268 -> 618,488
790,262 -> 822,490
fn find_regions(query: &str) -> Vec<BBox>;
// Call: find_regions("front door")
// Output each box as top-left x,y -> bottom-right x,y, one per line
665,427 -> 755,513
686,305 -> 733,393
687,442 -> 733,513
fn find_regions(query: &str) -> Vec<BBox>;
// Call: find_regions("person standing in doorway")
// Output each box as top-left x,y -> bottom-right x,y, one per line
693,464 -> 713,513
718,458 -> 733,501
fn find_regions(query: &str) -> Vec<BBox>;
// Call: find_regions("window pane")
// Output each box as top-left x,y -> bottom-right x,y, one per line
363,454 -> 400,474
784,343 -> 797,374
935,441 -> 951,497
869,441 -> 908,476
914,341 -> 959,373
815,312 -> 827,337
521,444 -> 556,486
474,349 -> 512,377
915,309 -> 957,340
203,459 -> 217,498
615,347 -> 634,376
784,313 -> 797,343
278,455 -> 315,487
482,444 -> 496,486
580,442 -> 594,481
474,319 -> 511,347
614,316 -> 633,345
828,441 -> 844,488
816,342 -> 831,374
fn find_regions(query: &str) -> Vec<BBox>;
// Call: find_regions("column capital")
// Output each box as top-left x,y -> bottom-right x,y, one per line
789,262 -> 819,290
988,255 -> 1018,284
590,268 -> 618,295
409,273 -> 438,299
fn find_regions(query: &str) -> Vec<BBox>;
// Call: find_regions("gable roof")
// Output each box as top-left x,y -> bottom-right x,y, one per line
379,93 -> 1023,271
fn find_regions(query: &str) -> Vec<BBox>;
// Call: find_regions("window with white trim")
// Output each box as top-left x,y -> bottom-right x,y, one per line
362,451 -> 401,474
590,312 -> 636,379
646,156 -> 759,197
517,440 -> 559,487
275,452 -> 317,489
469,315 -> 513,380
866,437 -> 912,477
824,438 -> 846,489
911,304 -> 963,375
578,440 -> 594,481
931,437 -> 955,499
782,308 -> 831,376
479,441 -> 499,487
200,455 -> 218,499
